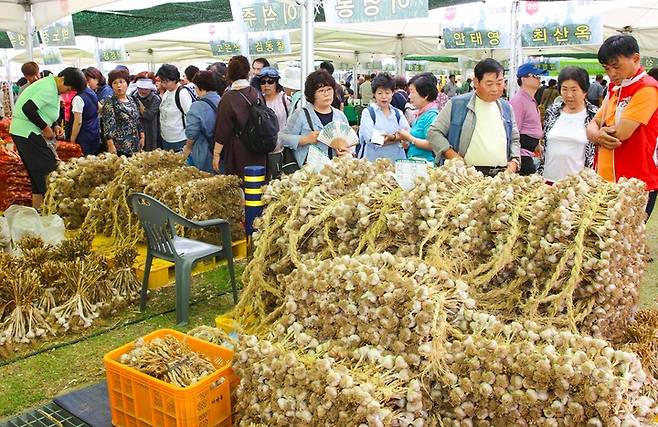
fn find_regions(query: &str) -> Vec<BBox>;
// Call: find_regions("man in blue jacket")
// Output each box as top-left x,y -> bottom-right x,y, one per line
427,58 -> 521,176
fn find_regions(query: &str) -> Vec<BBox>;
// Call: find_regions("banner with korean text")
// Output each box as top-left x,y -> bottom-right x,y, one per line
520,1 -> 603,48
323,0 -> 428,24
442,0 -> 603,50
230,0 -> 295,56
208,24 -> 246,58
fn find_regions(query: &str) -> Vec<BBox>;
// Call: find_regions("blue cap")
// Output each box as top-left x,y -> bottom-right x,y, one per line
516,63 -> 548,78
257,67 -> 280,79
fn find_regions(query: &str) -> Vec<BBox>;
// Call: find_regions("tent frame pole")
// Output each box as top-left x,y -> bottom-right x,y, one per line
25,5 -> 34,62
353,52 -> 359,100
4,49 -> 14,115
508,0 -> 522,97
300,0 -> 315,89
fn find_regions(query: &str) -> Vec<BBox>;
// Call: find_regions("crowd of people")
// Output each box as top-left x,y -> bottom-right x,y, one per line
6,34 -> 658,221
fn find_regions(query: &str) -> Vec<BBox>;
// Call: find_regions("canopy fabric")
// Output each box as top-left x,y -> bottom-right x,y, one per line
0,0 -> 118,33
0,0 -> 475,41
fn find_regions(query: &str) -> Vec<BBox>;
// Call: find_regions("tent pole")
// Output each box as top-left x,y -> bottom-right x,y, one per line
25,6 -> 34,62
4,49 -> 14,115
396,34 -> 404,76
95,37 -> 102,69
508,0 -> 521,97
300,0 -> 315,88
353,52 -> 359,100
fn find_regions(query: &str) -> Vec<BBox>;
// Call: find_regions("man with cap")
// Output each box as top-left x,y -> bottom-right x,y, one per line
509,62 -> 548,175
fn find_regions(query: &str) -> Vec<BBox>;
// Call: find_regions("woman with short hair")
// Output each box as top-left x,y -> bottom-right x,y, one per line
212,55 -> 267,178
84,67 -> 113,102
68,76 -> 101,155
156,64 -> 195,152
100,69 -> 144,157
279,70 -> 350,167
183,71 -> 220,173
539,67 -> 598,182
358,72 -> 410,163
395,72 -> 440,163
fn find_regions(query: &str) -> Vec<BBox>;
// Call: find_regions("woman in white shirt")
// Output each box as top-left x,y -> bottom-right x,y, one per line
155,64 -> 195,152
538,67 -> 598,182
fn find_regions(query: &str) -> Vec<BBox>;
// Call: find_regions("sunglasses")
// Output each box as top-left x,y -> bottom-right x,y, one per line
526,74 -> 541,79
261,78 -> 278,85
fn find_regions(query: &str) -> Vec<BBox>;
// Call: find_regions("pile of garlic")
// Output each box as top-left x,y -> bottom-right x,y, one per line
233,157 -> 647,340
234,253 -> 658,426
435,309 -> 655,425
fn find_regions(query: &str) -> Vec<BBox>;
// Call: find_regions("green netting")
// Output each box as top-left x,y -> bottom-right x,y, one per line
0,32 -> 10,49
72,0 -> 234,38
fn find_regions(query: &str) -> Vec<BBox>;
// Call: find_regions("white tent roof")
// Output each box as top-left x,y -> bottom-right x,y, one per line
4,0 -> 658,67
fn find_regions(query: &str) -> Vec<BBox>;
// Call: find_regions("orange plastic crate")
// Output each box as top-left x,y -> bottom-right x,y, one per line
103,328 -> 235,427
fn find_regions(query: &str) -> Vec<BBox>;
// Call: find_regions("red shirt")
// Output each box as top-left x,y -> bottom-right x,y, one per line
595,68 -> 658,191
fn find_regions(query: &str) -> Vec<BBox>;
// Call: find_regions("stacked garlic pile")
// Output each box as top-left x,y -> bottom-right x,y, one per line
233,253 -> 658,426
435,309 -> 654,425
43,153 -> 124,228
235,253 -> 471,426
233,157 -> 647,340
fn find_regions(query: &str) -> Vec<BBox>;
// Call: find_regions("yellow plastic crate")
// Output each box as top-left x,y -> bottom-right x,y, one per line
104,328 -> 235,427
92,235 -> 247,289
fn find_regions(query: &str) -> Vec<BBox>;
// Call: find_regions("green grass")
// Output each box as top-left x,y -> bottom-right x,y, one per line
0,261 -> 245,418
2,214 -> 658,419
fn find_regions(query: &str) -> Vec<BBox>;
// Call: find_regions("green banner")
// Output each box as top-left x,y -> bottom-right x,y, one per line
99,48 -> 126,62
6,32 -> 39,50
241,1 -> 300,32
641,57 -> 658,70
363,61 -> 383,71
405,61 -> 427,72
521,20 -> 602,48
443,29 -> 504,49
248,36 -> 290,56
210,40 -> 241,56
557,59 -> 604,76
40,17 -> 76,47
323,0 -> 428,24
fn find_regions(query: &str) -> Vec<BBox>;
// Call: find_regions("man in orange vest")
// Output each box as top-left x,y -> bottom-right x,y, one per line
587,34 -> 658,218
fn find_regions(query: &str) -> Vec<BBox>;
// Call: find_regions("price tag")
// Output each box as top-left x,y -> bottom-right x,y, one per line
395,159 -> 430,191
306,145 -> 330,173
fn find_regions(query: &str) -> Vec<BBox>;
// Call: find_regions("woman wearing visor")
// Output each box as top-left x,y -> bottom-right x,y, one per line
132,72 -> 161,151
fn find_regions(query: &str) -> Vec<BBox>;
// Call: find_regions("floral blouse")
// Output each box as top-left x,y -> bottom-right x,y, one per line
100,95 -> 143,156
538,100 -> 598,175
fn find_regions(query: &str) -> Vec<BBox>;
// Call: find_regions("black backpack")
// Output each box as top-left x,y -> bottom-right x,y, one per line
236,89 -> 279,154
174,85 -> 198,128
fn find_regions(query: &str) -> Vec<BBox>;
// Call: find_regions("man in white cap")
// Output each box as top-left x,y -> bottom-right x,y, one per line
280,66 -> 303,111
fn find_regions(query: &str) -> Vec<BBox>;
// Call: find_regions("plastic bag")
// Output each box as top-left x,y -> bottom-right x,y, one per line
4,204 -> 65,249
0,217 -> 9,252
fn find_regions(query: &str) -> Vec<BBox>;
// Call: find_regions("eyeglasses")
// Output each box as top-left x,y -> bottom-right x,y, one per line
526,74 -> 541,79
261,78 -> 278,85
